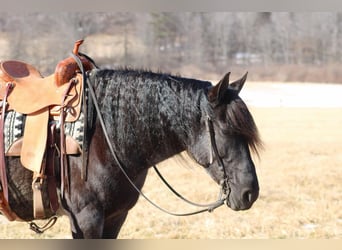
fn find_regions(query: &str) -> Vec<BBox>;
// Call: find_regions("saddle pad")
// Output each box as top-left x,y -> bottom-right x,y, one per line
4,110 -> 84,154
4,110 -> 25,153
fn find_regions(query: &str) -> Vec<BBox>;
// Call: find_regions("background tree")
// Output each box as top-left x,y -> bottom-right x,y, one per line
1,12 -> 342,82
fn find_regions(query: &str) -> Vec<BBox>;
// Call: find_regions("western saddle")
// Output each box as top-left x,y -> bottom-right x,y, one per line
0,40 -> 95,222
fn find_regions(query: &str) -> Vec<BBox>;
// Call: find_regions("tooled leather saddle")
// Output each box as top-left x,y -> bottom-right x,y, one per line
0,40 -> 95,222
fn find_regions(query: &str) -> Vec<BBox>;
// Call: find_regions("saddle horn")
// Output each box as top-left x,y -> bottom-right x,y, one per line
54,39 -> 94,87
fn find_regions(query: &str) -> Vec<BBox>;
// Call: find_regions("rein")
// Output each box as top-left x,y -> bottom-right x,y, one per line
151,117 -> 231,212
72,54 -> 228,216
152,165 -> 225,208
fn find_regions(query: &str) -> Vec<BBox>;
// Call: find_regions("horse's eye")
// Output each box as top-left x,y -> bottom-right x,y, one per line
221,127 -> 234,136
218,121 -> 234,135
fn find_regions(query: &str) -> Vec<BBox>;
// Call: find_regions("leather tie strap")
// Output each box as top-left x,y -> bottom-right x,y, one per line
46,123 -> 59,212
59,78 -> 77,197
0,83 -> 14,202
70,51 -> 99,181
32,172 -> 45,219
29,216 -> 58,234
0,83 -> 18,221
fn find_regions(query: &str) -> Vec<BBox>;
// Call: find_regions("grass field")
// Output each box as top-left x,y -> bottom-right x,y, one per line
118,107 -> 342,239
0,106 -> 341,238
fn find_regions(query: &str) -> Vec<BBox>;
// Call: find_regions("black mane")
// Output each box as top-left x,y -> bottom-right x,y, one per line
88,68 -> 212,167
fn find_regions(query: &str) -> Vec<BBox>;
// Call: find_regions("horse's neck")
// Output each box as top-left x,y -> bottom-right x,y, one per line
158,83 -> 205,155
94,70 -> 208,168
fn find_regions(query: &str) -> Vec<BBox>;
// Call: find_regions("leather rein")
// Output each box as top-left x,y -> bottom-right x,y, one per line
72,54 -> 230,216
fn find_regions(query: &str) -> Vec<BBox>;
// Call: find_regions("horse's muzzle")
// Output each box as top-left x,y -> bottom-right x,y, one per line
226,186 -> 259,211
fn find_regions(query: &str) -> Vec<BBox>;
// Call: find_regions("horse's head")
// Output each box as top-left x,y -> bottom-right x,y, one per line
188,72 -> 262,211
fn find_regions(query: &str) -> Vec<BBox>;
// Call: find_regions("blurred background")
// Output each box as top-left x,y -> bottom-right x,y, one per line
1,12 -> 342,82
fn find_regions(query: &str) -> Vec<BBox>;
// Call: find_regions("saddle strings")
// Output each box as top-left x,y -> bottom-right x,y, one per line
0,83 -> 14,202
28,216 -> 58,234
71,55 -> 227,216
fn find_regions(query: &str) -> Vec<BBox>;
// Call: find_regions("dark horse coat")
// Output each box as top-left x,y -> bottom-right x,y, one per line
4,68 -> 261,238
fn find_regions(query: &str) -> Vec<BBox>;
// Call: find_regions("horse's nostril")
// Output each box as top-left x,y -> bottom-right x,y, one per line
242,189 -> 253,204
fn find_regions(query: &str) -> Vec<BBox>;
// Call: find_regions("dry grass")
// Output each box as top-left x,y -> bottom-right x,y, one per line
0,107 -> 341,239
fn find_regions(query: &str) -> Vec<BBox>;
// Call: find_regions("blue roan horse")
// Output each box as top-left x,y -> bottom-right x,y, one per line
4,68 -> 262,238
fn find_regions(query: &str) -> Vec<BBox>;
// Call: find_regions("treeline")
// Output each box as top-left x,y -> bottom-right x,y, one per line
1,12 -> 342,82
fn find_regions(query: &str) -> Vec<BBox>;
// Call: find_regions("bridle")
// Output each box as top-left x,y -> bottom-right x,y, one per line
72,54 -> 230,216
205,116 -> 231,196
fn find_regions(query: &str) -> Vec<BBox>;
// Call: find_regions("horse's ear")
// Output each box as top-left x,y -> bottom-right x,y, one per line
229,72 -> 248,94
208,72 -> 230,104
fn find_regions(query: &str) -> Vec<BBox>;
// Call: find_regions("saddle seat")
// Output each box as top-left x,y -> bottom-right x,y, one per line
0,60 -> 83,120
